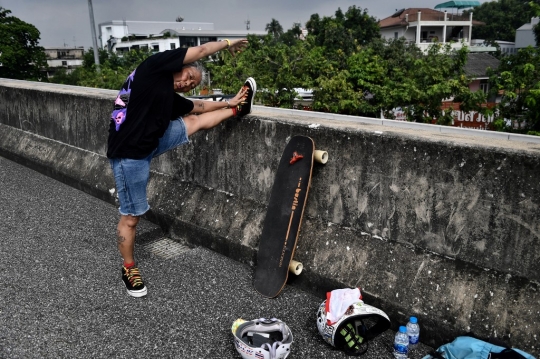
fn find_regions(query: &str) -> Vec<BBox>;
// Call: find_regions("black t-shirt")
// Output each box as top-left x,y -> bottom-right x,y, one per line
107,48 -> 195,159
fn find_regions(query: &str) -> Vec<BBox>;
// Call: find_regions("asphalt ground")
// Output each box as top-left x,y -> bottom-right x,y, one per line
0,155 -> 434,358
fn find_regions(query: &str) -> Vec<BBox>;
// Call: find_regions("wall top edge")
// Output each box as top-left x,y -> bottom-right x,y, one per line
2,78 -> 540,154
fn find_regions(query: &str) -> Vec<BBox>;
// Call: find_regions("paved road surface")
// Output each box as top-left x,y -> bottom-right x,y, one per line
0,156 -> 433,358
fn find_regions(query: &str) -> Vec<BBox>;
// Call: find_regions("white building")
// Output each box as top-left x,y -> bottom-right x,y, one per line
43,47 -> 84,78
378,5 -> 484,52
470,39 -> 513,54
98,20 -> 266,54
494,40 -> 517,56
515,17 -> 539,49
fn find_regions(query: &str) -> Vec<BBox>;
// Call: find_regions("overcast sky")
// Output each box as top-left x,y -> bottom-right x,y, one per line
0,0 -> 490,49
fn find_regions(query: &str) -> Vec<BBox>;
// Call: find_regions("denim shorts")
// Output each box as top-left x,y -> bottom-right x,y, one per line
109,118 -> 189,216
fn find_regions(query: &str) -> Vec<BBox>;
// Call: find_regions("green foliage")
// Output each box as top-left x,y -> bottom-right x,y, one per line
304,39 -> 481,120
305,6 -> 380,58
279,24 -> 303,46
313,69 -> 362,114
204,30 -> 485,121
82,47 -> 110,68
362,39 -> 422,116
0,7 -> 47,80
488,46 -> 540,132
530,1 -> 540,45
403,44 -> 473,123
208,34 -> 312,108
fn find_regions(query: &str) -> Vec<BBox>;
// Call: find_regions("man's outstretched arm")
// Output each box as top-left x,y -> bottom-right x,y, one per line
183,39 -> 248,64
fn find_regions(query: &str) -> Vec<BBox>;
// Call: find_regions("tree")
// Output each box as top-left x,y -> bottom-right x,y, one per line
0,7 -> 47,80
359,38 -> 425,117
342,6 -> 381,46
488,46 -> 540,133
207,34 -> 313,108
310,39 -> 483,121
530,1 -> 540,46
82,47 -> 110,69
305,6 -> 380,59
265,18 -> 284,39
400,44 -> 484,124
464,0 -> 540,42
279,23 -> 303,46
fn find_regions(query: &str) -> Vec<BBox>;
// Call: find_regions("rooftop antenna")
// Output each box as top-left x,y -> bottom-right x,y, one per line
245,18 -> 250,30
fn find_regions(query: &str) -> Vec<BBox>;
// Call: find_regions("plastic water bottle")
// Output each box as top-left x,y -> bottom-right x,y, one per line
406,316 -> 420,349
393,326 -> 409,359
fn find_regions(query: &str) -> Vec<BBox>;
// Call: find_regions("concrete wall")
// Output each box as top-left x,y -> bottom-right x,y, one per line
1,79 -> 539,354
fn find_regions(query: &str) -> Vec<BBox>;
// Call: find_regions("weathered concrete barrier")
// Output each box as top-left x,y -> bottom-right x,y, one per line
1,78 -> 539,354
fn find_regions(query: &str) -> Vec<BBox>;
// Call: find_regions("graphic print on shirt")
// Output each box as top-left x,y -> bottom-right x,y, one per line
110,69 -> 136,131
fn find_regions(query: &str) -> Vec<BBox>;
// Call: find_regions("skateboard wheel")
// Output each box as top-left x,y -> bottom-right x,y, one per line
314,150 -> 328,164
289,260 -> 303,275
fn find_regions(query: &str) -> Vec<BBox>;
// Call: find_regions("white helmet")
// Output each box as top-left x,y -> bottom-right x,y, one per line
232,318 -> 293,359
316,300 -> 391,356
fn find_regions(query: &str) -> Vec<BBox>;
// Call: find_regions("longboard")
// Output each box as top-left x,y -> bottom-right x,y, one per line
253,135 -> 327,298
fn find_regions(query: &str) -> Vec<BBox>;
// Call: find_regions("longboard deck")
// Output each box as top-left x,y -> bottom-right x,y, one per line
253,135 -> 314,298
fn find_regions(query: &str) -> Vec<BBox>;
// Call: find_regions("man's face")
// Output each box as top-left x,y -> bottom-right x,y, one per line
173,67 -> 202,93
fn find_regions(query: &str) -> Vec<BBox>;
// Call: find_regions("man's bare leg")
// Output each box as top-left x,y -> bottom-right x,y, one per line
184,108 -> 235,136
117,214 -> 140,263
118,214 -> 147,297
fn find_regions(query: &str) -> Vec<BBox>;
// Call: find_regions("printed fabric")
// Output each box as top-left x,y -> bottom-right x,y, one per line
111,69 -> 136,131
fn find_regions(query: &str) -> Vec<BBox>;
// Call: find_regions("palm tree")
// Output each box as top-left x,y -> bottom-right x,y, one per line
265,18 -> 284,38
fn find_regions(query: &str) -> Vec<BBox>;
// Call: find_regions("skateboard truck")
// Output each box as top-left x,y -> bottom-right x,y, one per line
291,150 -> 328,165
290,151 -> 304,165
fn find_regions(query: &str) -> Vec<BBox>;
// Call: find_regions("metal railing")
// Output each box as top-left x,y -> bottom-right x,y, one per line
406,13 -> 470,22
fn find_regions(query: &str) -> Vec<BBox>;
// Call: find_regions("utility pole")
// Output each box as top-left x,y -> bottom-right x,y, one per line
87,0 -> 100,71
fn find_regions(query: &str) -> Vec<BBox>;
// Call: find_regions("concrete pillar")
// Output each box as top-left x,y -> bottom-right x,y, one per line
469,12 -> 473,44
416,11 -> 422,44
443,11 -> 447,43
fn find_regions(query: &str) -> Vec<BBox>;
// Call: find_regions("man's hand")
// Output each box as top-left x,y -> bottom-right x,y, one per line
228,39 -> 249,57
227,85 -> 249,107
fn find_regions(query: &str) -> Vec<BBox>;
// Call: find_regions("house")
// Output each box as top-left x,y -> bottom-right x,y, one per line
378,2 -> 485,52
463,52 -> 500,97
98,20 -> 266,54
377,2 -> 502,95
515,17 -> 539,49
43,47 -> 84,78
